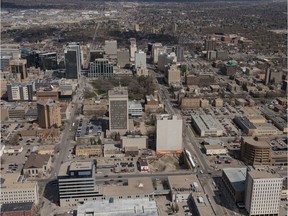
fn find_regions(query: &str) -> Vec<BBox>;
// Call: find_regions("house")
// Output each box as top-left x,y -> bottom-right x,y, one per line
23,153 -> 52,177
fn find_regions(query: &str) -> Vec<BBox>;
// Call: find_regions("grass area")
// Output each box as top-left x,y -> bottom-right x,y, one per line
90,76 -> 155,100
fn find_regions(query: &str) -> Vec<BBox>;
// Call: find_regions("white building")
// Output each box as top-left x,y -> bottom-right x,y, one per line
204,144 -> 227,155
77,198 -> 158,216
129,38 -> 137,62
0,173 -> 39,204
245,170 -> 283,216
156,115 -> 183,153
135,50 -> 146,69
191,115 -> 223,137
128,101 -> 143,117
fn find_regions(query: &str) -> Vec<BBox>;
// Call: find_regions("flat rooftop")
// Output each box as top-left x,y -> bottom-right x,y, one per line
223,168 -> 247,192
77,198 -> 158,216
103,178 -> 154,197
191,115 -> 222,131
191,192 -> 215,216
108,87 -> 128,97
58,161 -> 93,176
0,173 -> 36,190
249,170 -> 282,179
168,175 -> 202,194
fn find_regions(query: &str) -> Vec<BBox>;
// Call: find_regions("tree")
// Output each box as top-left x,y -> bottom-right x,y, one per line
9,134 -> 20,145
97,138 -> 102,145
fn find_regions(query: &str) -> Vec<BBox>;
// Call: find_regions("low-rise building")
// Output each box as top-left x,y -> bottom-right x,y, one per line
4,145 -> 23,154
222,168 -> 247,203
75,144 -> 103,157
181,98 -> 200,109
77,198 -> 158,216
191,115 -> 223,137
121,135 -> 148,149
204,144 -> 227,155
190,192 -> 215,216
23,153 -> 52,177
212,98 -> 223,107
138,158 -> 149,172
0,173 -> 39,204
200,99 -> 209,108
128,101 -> 143,117
1,202 -> 35,216
145,94 -> 162,113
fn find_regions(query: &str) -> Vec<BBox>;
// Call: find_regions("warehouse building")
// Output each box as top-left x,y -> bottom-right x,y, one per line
191,115 -> 223,137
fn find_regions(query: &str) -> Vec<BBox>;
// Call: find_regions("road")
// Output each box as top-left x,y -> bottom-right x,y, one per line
39,76 -> 86,216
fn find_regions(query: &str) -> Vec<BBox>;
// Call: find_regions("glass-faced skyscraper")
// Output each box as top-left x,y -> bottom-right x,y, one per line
64,42 -> 81,79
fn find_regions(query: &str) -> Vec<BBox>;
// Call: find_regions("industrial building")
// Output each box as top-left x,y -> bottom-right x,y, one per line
0,173 -> 39,204
245,170 -> 283,216
88,58 -> 114,77
156,115 -> 183,153
191,115 -> 223,137
37,99 -> 62,129
7,82 -> 34,101
108,87 -> 129,134
222,168 -> 247,203
58,161 -> 101,207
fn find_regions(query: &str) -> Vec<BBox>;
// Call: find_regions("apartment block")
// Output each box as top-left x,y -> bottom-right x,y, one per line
7,82 -> 34,101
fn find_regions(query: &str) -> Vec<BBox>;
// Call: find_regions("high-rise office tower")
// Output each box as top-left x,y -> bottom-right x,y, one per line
108,87 -> 129,134
37,99 -> 61,129
135,50 -> 146,69
88,58 -> 113,77
129,38 -> 137,62
58,161 -> 101,207
167,64 -> 181,85
244,170 -> 283,216
64,43 -> 81,79
7,82 -> 34,101
204,39 -> 216,51
117,49 -> 130,68
175,46 -> 184,62
9,59 -> 28,80
104,40 -> 117,56
156,115 -> 183,153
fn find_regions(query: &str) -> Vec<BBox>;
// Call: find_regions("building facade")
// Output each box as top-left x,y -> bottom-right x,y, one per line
117,49 -> 130,68
245,170 -> 283,216
65,42 -> 81,79
108,87 -> 129,134
10,59 -> 28,80
104,40 -> 117,56
0,173 -> 39,204
37,99 -> 62,129
7,82 -> 34,101
156,115 -> 183,153
88,59 -> 113,77
135,50 -> 146,69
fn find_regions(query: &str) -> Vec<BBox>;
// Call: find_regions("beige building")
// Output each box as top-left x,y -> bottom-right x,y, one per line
0,173 -> 39,204
167,65 -> 181,85
75,144 -> 102,157
23,153 -> 52,177
120,135 -> 148,149
181,98 -> 200,109
213,98 -> 223,107
156,115 -> 183,154
9,59 -> 28,80
245,170 -> 283,216
204,144 -> 228,155
108,87 -> 129,134
37,99 -> 62,129
200,99 -> 209,108
37,145 -> 55,155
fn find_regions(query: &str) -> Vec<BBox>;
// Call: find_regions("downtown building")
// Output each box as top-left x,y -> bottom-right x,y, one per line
88,58 -> 114,77
64,43 -> 81,79
108,87 -> 129,135
58,161 -> 102,207
9,59 -> 28,80
7,82 -> 34,101
156,115 -> 183,154
245,170 -> 283,216
37,99 -> 62,129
